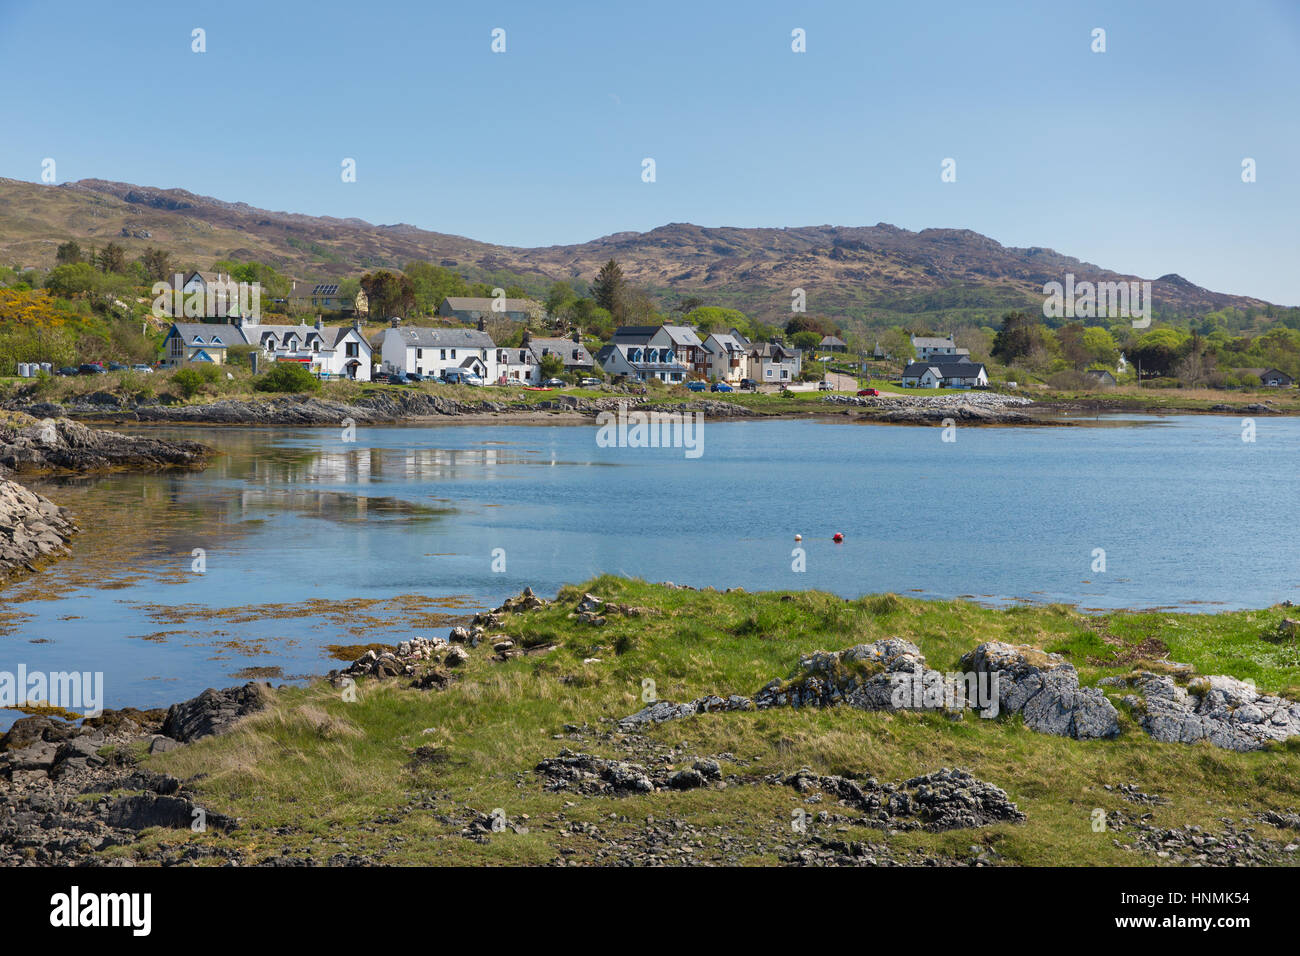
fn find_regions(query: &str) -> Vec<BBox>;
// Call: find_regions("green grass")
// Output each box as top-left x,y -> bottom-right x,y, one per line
108,578 -> 1300,866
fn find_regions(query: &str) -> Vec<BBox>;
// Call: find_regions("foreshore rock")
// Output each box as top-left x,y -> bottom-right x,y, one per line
4,393 -> 758,426
1104,672 -> 1300,751
620,638 -> 1119,742
0,682 -> 275,865
162,682 -> 273,743
0,414 -> 210,475
534,750 -> 1023,832
0,478 -> 78,581
960,642 -> 1120,740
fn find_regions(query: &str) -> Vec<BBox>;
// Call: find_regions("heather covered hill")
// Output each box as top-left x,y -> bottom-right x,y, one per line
0,176 -> 1274,330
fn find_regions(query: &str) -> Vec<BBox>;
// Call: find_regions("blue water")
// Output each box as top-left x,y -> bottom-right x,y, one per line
2,414 -> 1296,721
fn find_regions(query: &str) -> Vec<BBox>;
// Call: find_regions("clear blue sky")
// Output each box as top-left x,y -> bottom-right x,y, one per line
3,0 -> 1297,304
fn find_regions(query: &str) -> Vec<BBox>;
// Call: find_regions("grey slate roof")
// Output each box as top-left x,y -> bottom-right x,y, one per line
391,326 -> 496,349
902,360 -> 986,379
441,296 -> 536,314
528,337 -> 594,366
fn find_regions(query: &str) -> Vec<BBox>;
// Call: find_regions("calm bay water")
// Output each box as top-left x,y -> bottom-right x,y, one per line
2,413 -> 1296,721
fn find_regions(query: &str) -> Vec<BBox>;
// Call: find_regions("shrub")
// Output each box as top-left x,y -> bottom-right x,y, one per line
171,367 -> 205,398
255,362 -> 321,393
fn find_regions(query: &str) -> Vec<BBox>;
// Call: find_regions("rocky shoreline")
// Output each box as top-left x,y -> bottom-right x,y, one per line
0,412 -> 212,580
3,388 -> 1064,427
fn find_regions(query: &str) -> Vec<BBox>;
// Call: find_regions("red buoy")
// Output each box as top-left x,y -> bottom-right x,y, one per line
832,532 -> 844,543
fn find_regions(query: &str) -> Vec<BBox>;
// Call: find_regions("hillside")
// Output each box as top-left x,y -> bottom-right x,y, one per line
0,176 -> 1272,330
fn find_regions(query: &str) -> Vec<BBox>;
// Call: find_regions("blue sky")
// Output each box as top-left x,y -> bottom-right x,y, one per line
2,0 -> 1297,304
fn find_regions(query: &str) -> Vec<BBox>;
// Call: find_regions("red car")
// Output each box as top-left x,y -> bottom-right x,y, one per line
857,388 -> 880,397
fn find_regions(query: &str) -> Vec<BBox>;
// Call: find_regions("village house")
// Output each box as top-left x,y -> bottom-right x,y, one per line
819,335 -> 848,353
1083,369 -> 1117,388
244,318 -> 373,380
1236,367 -> 1295,387
161,316 -> 373,379
437,296 -> 539,323
526,331 -> 594,375
595,326 -> 691,383
288,280 -> 360,315
160,322 -> 239,366
748,340 -> 802,384
379,322 -> 498,382
659,324 -> 710,378
701,329 -> 751,383
901,357 -> 988,389
158,271 -> 245,319
911,333 -> 961,362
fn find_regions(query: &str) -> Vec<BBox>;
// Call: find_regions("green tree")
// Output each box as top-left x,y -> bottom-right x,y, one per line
55,241 -> 83,266
538,353 -> 565,379
360,270 -> 416,319
97,242 -> 128,275
589,259 -> 626,316
138,248 -> 174,283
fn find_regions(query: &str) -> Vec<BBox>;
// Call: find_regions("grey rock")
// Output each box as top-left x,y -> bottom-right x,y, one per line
960,642 -> 1120,740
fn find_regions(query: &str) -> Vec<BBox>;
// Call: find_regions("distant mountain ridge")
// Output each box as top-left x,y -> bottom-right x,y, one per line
0,176 -> 1270,329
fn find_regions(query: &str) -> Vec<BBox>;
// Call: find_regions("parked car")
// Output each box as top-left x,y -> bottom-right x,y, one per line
686,381 -> 708,392
818,381 -> 834,391
405,372 -> 428,383
463,373 -> 485,386
579,377 -> 601,388
710,382 -> 734,392
78,363 -> 106,375
857,388 -> 880,397
439,369 -> 469,385
107,362 -> 128,372
739,378 -> 757,391
381,373 -> 408,385
56,366 -> 79,376
130,364 -> 153,374
542,378 -> 567,388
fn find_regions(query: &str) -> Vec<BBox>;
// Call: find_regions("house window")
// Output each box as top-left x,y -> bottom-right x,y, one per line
450,349 -> 456,359
346,342 -> 359,357
417,348 -> 423,359
440,349 -> 446,360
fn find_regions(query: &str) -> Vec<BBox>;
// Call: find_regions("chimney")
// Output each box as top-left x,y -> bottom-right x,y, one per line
477,317 -> 486,332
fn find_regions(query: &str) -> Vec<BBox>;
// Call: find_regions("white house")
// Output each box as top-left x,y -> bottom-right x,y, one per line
701,330 -> 751,383
901,359 -> 988,389
380,323 -> 498,381
241,318 -> 372,380
911,333 -> 961,362
748,341 -> 802,383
